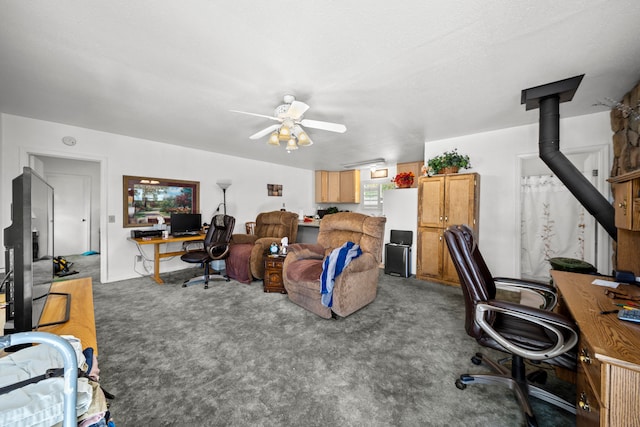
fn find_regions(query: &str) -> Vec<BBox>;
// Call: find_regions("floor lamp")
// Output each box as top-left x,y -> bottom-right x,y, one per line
216,180 -> 231,215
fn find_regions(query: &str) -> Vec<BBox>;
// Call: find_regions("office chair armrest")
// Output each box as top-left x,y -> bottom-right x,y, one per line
493,277 -> 558,310
182,240 -> 205,252
476,300 -> 578,361
206,243 -> 231,259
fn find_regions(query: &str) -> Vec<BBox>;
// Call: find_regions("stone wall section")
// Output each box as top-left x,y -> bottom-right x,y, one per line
610,80 -> 640,177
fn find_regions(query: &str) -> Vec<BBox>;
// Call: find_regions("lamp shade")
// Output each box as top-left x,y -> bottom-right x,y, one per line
216,180 -> 232,190
286,138 -> 298,151
268,132 -> 280,146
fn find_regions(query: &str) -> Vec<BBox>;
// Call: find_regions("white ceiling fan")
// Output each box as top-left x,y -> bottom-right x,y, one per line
230,95 -> 346,151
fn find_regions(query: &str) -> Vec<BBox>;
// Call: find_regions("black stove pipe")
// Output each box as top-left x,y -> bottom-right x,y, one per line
537,95 -> 617,240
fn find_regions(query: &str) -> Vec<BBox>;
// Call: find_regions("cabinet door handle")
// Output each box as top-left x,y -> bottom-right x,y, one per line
444,216 -> 448,222
579,348 -> 591,364
578,392 -> 591,412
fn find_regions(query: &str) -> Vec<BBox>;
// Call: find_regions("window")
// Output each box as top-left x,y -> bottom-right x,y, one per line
362,182 -> 395,211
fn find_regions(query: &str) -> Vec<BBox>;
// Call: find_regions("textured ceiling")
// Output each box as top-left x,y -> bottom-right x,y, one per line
1,1 -> 640,170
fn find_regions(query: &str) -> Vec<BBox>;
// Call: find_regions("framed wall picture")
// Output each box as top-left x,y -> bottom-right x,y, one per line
123,176 -> 200,227
267,184 -> 283,196
370,169 -> 388,179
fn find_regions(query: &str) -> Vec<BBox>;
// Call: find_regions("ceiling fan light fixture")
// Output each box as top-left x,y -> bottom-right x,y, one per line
232,94 -> 346,152
278,125 -> 291,140
292,125 -> 312,146
268,132 -> 280,146
286,137 -> 298,151
297,131 -> 312,146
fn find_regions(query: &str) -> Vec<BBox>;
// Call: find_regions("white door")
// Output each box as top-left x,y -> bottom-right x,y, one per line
46,173 -> 91,256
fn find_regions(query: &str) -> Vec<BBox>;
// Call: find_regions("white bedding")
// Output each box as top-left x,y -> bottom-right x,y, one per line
0,336 -> 92,427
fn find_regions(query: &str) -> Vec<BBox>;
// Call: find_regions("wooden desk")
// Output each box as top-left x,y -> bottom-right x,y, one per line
38,277 -> 97,355
551,270 -> 640,427
130,233 -> 204,284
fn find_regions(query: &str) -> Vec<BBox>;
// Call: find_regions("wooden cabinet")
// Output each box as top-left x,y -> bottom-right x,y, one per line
263,254 -> 287,293
315,169 -> 360,203
608,170 -> 640,275
416,173 -> 479,286
609,169 -> 640,231
339,169 -> 360,203
397,161 -> 424,188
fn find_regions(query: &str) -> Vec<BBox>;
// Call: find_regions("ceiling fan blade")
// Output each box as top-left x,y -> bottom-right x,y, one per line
286,101 -> 310,120
249,124 -> 280,140
230,110 -> 282,122
299,119 -> 347,133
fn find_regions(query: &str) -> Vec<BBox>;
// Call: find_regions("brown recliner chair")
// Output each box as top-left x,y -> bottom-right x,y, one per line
231,210 -> 299,280
282,212 -> 386,318
443,224 -> 578,426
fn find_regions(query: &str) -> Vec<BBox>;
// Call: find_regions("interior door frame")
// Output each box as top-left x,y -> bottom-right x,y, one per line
21,147 -> 108,283
515,144 -> 612,277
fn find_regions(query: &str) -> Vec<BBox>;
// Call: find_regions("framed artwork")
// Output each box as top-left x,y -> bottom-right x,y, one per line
123,176 -> 200,227
267,184 -> 283,196
371,169 -> 388,179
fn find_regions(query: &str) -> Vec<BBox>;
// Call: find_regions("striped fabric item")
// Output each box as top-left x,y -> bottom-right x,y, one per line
320,241 -> 362,307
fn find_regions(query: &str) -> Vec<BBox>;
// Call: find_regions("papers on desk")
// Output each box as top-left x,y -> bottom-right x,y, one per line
592,278 -> 620,288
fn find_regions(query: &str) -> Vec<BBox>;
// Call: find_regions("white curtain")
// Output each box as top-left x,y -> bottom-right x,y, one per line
520,175 -> 594,280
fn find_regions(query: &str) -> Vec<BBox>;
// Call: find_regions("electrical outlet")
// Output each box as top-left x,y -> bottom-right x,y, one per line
135,255 -> 142,262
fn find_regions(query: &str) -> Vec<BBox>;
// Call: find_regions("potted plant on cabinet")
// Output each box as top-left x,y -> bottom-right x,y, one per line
426,149 -> 471,175
391,171 -> 415,188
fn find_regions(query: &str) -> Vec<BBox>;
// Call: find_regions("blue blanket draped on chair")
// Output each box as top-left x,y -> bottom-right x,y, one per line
320,241 -> 362,307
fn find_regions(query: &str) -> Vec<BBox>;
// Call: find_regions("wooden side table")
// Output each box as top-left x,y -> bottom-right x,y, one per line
263,254 -> 287,293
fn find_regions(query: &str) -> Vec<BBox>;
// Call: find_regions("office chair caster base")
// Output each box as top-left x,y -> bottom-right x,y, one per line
471,354 -> 482,365
526,369 -> 547,385
525,414 -> 537,427
455,378 -> 467,390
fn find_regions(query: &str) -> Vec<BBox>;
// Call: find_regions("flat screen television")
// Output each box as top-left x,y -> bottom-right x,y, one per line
3,167 -> 68,336
170,213 -> 202,236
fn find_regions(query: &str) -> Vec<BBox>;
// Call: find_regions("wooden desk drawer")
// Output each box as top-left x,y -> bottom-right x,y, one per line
577,365 -> 601,427
578,335 -> 602,401
266,259 -> 281,269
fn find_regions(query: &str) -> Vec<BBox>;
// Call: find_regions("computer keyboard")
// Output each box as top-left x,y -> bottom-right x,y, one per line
618,309 -> 640,324
172,231 -> 200,237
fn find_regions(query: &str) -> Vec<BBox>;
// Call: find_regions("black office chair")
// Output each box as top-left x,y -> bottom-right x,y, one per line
181,214 -> 235,289
443,224 -> 578,427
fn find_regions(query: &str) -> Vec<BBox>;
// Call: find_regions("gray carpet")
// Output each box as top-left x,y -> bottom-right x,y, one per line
66,255 -> 575,426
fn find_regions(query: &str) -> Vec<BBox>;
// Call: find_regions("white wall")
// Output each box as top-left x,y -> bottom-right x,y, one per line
1,113 -> 315,282
423,111 -> 613,278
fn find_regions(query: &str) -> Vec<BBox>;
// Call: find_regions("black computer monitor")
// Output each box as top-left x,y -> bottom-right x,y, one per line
170,213 -> 201,236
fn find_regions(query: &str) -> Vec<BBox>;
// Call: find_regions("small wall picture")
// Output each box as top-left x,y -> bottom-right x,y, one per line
267,184 -> 283,196
371,168 -> 388,179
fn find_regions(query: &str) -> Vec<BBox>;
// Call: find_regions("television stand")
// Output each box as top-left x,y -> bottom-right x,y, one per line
37,277 -> 98,355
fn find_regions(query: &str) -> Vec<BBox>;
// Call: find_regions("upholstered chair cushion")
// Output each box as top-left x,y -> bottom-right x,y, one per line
283,212 -> 386,319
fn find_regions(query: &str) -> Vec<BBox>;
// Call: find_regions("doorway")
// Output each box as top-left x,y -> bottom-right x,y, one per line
518,146 -> 611,280
29,155 -> 102,277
